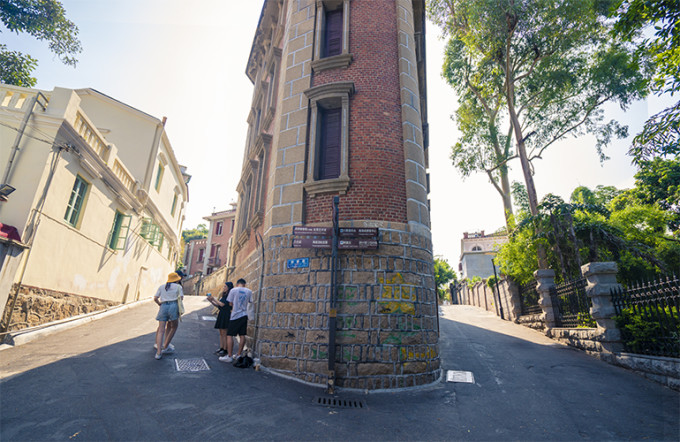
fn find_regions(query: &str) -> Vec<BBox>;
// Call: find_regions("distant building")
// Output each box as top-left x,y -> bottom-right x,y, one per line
0,84 -> 189,331
183,238 -> 207,277
459,231 -> 508,280
202,207 -> 236,275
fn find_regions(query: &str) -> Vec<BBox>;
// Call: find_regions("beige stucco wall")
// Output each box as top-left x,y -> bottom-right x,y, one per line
0,84 -> 188,327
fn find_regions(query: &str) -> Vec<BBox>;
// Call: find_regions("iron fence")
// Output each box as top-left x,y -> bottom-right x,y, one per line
519,281 -> 542,315
550,277 -> 595,328
611,276 -> 680,358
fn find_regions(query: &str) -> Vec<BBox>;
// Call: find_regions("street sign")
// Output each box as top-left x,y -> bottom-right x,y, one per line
287,257 -> 310,269
293,226 -> 332,236
292,238 -> 332,249
338,239 -> 379,249
339,227 -> 379,238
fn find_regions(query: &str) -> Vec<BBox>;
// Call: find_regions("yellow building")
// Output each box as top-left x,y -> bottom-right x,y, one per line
0,85 -> 189,332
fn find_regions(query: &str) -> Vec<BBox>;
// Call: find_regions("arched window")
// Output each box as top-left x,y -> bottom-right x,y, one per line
471,246 -> 482,251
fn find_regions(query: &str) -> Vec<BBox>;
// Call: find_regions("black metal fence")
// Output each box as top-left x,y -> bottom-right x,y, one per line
519,281 -> 542,315
550,277 -> 595,328
611,276 -> 680,358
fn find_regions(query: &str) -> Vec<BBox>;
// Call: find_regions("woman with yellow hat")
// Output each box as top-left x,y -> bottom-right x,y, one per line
153,272 -> 184,359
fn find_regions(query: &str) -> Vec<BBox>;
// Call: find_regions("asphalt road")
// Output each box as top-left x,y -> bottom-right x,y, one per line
1,298 -> 678,441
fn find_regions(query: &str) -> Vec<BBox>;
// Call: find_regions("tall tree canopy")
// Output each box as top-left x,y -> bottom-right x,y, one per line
428,0 -> 650,229
0,0 -> 82,87
613,0 -> 680,163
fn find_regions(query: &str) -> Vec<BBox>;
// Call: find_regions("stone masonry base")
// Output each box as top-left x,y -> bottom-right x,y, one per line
236,228 -> 440,390
2,284 -> 119,332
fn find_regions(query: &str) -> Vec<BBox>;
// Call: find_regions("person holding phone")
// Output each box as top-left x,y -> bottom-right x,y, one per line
207,281 -> 233,357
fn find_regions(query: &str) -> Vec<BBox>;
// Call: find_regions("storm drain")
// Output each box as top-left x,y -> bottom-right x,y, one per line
314,396 -> 366,409
446,370 -> 475,383
201,316 -> 217,321
175,358 -> 210,372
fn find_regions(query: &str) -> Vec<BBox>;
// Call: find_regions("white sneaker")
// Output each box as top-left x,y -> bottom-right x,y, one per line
155,353 -> 162,360
162,344 -> 175,354
218,355 -> 233,363
154,343 -> 174,350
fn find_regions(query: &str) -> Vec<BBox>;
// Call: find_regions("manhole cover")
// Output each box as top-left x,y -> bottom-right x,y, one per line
313,396 -> 366,409
201,316 -> 216,321
175,358 -> 210,372
446,370 -> 475,383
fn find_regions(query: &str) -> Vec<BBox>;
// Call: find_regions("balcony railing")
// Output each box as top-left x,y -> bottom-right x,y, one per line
208,257 -> 221,267
74,112 -> 109,160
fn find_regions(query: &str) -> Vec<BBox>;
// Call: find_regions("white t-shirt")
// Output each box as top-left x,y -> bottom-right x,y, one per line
227,286 -> 252,320
154,283 -> 184,303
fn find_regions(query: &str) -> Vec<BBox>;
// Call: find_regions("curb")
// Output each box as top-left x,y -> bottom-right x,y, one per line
0,298 -> 150,351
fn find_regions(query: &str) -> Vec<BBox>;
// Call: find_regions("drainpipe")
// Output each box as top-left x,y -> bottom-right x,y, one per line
0,143 -> 68,333
2,92 -> 48,186
252,232 -> 266,355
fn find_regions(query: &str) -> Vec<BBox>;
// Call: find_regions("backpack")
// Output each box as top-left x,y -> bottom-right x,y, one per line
233,355 -> 254,368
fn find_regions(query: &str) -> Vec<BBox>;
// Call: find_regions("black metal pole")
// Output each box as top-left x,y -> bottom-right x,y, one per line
492,258 -> 504,320
327,196 -> 339,393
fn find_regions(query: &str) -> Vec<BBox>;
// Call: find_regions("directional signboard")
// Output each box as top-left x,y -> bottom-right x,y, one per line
287,257 -> 310,269
338,228 -> 379,238
338,238 -> 378,250
292,225 -> 379,250
293,226 -> 332,236
292,238 -> 332,249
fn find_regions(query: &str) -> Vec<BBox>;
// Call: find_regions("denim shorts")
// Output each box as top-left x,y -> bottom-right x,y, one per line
156,301 -> 179,322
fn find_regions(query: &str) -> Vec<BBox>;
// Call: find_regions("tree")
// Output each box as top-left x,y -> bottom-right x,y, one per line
429,0 -> 650,244
0,0 -> 82,87
613,0 -> 679,163
181,224 -> 208,243
434,257 -> 457,301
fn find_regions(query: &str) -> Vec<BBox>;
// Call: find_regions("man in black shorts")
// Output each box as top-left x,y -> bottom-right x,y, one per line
219,278 -> 252,363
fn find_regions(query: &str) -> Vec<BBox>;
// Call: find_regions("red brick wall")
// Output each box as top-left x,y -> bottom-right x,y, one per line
307,0 -> 407,224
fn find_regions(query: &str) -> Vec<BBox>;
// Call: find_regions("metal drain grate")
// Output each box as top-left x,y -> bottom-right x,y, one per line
314,396 -> 366,409
201,316 -> 217,321
175,358 -> 210,372
446,370 -> 475,383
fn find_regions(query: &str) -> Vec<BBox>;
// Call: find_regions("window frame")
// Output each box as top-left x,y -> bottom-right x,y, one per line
215,221 -> 224,236
312,0 -> 353,72
108,211 -> 132,250
303,82 -> 354,196
154,162 -> 165,192
64,175 -> 90,228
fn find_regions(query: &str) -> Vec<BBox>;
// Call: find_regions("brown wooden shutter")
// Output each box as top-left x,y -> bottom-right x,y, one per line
325,9 -> 343,57
319,107 -> 342,180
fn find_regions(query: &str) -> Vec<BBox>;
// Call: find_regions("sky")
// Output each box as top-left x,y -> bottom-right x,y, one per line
2,0 -> 673,270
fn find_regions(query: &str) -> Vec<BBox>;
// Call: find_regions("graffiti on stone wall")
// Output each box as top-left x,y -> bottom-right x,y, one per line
383,331 -> 417,345
399,347 -> 436,361
338,286 -> 358,306
311,348 -> 328,360
378,273 -> 416,315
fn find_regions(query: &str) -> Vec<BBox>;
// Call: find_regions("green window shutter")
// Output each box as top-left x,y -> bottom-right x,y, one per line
154,163 -> 164,191
64,176 -> 89,227
156,232 -> 164,251
113,215 -> 132,250
171,194 -> 178,216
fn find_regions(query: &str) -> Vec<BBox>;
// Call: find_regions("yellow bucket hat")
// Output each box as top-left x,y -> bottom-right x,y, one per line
167,272 -> 181,283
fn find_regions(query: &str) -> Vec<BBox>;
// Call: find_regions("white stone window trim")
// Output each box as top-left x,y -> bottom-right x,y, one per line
303,81 -> 354,197
311,0 -> 353,72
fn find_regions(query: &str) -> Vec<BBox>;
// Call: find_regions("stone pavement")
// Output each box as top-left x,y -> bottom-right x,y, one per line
1,298 -> 678,441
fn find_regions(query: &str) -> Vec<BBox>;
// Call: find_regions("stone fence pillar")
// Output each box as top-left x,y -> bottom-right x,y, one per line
535,269 -> 557,332
582,262 -> 624,359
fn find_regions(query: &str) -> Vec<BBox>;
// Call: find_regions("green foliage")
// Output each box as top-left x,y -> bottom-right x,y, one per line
614,305 -> 680,355
629,157 -> 680,231
0,0 -> 81,86
0,43 -> 37,86
429,0 -> 651,220
496,182 -> 680,286
181,224 -> 208,243
434,257 -> 457,300
467,276 -> 482,290
613,0 -> 680,162
486,275 -> 498,289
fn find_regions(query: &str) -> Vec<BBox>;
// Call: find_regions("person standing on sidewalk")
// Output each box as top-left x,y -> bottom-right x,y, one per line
153,272 -> 184,360
207,281 -> 233,356
219,278 -> 252,363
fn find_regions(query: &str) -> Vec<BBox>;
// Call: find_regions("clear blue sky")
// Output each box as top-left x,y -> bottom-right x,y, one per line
2,0 -> 671,270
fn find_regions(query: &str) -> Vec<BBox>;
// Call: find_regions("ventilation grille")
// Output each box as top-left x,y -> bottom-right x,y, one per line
446,370 -> 475,383
175,358 -> 210,372
314,396 -> 366,409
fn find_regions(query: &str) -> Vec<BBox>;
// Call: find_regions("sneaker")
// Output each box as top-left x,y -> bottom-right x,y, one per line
218,355 -> 233,363
214,348 -> 224,355
155,353 -> 162,360
155,343 -> 175,352
217,349 -> 227,357
162,344 -> 175,354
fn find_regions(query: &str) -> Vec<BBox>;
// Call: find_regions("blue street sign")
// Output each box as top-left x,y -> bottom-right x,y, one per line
287,257 -> 310,269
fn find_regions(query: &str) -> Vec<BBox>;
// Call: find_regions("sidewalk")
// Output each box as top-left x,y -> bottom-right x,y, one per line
1,300 -> 678,441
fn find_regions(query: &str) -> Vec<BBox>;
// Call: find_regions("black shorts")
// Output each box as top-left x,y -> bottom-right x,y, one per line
227,316 -> 248,336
